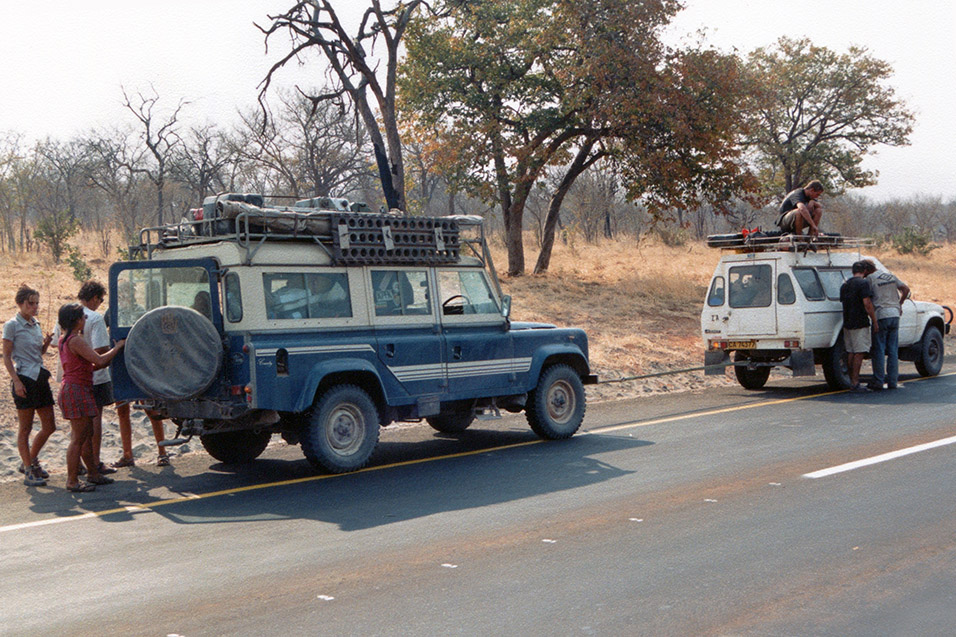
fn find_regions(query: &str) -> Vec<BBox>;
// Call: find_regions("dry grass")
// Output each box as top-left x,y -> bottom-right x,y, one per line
2,229 -> 953,394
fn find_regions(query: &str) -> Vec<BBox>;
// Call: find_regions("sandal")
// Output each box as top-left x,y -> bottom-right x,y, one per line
111,456 -> 136,468
157,455 -> 171,467
67,481 -> 96,493
86,475 -> 114,486
98,462 -> 118,475
32,460 -> 50,479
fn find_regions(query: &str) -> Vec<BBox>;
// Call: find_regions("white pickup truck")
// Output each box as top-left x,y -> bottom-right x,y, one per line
700,236 -> 952,389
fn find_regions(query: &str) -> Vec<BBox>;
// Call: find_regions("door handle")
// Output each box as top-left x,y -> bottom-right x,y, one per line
452,345 -> 462,360
385,343 -> 395,358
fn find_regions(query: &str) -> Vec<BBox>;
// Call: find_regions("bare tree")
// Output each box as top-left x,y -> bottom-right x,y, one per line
171,124 -> 235,205
259,0 -> 427,211
122,86 -> 187,226
86,128 -> 151,244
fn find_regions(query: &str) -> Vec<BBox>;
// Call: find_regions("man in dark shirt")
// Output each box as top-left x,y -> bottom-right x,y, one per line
777,180 -> 824,237
839,261 -> 879,392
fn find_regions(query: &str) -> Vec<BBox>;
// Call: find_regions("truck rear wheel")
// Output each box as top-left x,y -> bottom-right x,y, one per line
822,334 -> 852,390
733,352 -> 771,390
200,430 -> 271,464
914,325 -> 944,377
526,364 -> 586,440
301,385 -> 380,473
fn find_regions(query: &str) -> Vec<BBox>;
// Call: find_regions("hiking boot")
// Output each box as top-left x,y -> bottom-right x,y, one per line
23,468 -> 46,487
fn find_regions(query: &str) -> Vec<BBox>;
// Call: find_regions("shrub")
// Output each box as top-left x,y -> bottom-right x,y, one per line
66,246 -> 92,282
890,227 -> 939,256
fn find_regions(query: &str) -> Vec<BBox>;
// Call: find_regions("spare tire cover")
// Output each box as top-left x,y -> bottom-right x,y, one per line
125,306 -> 222,400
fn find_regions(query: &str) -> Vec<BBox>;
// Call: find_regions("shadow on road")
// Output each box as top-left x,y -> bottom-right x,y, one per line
25,428 -> 651,531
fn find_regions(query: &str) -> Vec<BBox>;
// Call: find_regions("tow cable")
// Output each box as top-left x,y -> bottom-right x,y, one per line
598,361 -> 734,384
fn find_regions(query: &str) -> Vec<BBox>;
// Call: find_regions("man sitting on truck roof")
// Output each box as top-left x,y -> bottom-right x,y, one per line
777,180 -> 824,237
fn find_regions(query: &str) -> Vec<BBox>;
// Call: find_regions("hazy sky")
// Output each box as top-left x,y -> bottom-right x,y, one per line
1,0 -> 953,202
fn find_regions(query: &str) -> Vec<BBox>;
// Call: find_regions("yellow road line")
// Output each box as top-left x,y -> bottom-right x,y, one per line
3,371 -> 951,533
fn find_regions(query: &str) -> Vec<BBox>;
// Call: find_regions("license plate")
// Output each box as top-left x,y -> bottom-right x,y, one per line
727,340 -> 756,349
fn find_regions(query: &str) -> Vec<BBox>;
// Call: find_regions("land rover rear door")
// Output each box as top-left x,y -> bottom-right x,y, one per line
726,261 -> 777,337
107,258 -> 223,401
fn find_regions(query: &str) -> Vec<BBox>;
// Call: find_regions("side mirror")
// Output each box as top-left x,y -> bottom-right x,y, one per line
501,294 -> 512,319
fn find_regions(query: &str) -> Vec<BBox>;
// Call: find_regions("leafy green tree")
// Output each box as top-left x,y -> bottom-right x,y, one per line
401,0 -> 754,275
743,37 -> 914,195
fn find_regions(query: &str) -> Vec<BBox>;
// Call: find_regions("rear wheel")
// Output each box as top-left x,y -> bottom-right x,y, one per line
200,430 -> 271,464
301,385 -> 380,473
733,352 -> 771,390
914,325 -> 944,377
526,364 -> 586,440
426,413 -> 475,433
822,334 -> 852,390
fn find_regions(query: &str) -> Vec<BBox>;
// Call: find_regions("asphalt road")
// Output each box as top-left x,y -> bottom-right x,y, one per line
1,368 -> 955,636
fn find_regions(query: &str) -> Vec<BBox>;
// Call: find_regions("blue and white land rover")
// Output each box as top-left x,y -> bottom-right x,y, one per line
107,194 -> 597,473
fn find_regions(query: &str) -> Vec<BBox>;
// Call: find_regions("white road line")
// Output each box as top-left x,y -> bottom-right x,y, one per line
803,434 -> 956,479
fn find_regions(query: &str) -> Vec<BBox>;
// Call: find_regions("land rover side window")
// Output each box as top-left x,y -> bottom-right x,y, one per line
777,273 -> 796,305
817,268 -> 849,300
224,272 -> 242,323
371,270 -> 430,317
263,273 -> 352,319
729,265 -> 772,308
115,267 -> 210,328
792,268 -> 825,301
707,276 -> 725,307
438,270 -> 499,315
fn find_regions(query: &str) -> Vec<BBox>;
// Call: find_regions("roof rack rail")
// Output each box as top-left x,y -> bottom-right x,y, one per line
706,232 -> 874,253
130,193 -> 493,271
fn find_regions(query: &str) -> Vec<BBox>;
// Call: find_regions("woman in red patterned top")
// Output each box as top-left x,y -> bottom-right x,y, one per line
57,303 -> 125,493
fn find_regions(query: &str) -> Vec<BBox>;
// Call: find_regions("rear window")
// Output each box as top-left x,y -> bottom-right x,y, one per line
729,265 -> 772,308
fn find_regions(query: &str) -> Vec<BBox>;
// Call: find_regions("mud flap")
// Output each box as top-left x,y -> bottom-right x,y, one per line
705,350 -> 730,375
790,349 -> 816,376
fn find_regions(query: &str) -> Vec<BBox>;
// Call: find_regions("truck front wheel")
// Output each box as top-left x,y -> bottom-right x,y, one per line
526,364 -> 586,440
822,334 -> 852,390
302,385 -> 380,473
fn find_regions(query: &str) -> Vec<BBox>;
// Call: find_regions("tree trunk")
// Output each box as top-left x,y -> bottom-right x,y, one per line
534,142 -> 602,274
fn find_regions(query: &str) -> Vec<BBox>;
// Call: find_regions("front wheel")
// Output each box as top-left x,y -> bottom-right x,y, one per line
200,429 -> 271,464
822,334 -> 852,390
526,364 -> 586,440
915,325 -> 944,377
301,385 -> 380,473
733,352 -> 771,390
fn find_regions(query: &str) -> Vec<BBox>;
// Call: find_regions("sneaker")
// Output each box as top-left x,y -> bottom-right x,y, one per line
865,382 -> 883,391
850,384 -> 871,394
23,468 -> 46,487
887,384 -> 903,390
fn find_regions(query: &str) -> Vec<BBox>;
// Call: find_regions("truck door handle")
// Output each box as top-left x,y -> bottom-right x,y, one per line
385,343 -> 395,358
452,345 -> 462,360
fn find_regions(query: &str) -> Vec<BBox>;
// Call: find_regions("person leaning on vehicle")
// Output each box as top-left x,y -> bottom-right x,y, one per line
840,261 -> 879,393
777,180 -> 825,237
863,259 -> 910,391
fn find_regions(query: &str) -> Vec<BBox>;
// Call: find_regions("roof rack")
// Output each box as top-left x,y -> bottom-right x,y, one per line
132,193 -> 484,269
706,232 -> 874,253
